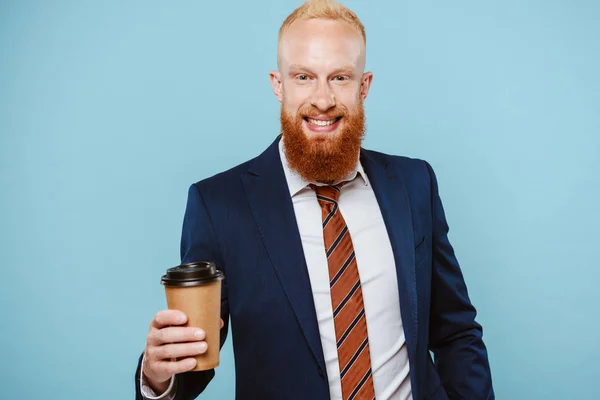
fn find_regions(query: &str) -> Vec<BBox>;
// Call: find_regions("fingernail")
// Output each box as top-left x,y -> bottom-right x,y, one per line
194,330 -> 205,339
199,342 -> 208,352
178,314 -> 186,323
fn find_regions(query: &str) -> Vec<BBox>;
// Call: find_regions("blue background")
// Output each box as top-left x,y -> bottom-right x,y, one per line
1,0 -> 599,398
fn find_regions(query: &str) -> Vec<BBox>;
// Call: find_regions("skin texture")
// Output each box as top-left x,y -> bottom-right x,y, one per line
142,311 -> 224,393
143,17 -> 374,394
271,18 -> 374,182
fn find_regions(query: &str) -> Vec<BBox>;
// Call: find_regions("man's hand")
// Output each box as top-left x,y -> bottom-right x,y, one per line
142,310 -> 224,394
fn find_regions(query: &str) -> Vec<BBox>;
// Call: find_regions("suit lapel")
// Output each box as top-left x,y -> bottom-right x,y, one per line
241,137 -> 326,371
361,150 -> 419,366
240,139 -> 419,377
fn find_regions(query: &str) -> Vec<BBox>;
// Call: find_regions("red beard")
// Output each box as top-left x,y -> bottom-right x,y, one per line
280,101 -> 366,183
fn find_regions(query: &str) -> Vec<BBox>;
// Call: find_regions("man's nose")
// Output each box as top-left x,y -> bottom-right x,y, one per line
310,82 -> 336,111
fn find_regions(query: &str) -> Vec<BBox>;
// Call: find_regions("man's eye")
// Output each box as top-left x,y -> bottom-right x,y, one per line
298,75 -> 309,81
334,76 -> 347,81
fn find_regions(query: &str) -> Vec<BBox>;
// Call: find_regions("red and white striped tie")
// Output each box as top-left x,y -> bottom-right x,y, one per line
311,183 -> 376,400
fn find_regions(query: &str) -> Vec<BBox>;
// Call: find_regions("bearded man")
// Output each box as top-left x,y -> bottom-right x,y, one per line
135,1 -> 494,399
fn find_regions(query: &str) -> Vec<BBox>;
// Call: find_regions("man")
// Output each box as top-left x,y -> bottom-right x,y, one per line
135,0 -> 494,399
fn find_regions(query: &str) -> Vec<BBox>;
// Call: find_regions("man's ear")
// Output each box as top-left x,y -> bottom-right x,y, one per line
359,72 -> 374,100
269,71 -> 284,103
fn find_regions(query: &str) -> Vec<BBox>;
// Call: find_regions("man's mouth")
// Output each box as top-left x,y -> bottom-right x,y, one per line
304,116 -> 342,127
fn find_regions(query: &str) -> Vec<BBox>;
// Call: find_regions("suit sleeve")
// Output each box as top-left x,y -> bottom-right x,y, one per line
134,183 -> 230,400
425,161 -> 494,400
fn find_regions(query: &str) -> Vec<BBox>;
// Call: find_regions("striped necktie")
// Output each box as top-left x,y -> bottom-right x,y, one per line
310,183 -> 376,400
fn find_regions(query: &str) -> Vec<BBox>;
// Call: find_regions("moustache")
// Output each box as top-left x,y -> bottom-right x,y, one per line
297,105 -> 348,119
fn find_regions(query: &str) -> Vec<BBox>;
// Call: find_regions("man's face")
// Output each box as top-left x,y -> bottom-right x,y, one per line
270,18 -> 373,182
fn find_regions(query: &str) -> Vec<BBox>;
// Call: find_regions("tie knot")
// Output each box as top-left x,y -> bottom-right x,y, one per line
310,183 -> 345,207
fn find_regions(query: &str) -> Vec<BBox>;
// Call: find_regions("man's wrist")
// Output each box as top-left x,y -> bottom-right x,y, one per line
140,355 -> 176,399
144,373 -> 171,395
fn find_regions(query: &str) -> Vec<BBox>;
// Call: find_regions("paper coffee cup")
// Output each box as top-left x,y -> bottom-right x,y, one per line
161,261 -> 224,371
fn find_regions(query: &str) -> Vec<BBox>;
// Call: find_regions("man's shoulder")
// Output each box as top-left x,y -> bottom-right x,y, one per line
188,145 -> 438,193
189,138 -> 281,192
189,156 -> 256,193
362,148 -> 433,179
362,148 -> 438,206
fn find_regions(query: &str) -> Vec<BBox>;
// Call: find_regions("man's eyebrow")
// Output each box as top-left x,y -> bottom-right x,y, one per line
287,64 -> 356,75
287,64 -> 314,73
330,65 -> 355,75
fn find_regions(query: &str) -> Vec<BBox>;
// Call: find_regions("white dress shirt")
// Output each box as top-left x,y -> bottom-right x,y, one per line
141,141 -> 412,399
279,141 -> 412,400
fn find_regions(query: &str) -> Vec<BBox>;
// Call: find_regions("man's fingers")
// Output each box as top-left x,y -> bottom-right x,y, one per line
148,326 -> 205,346
151,310 -> 187,329
148,341 -> 208,361
153,358 -> 197,376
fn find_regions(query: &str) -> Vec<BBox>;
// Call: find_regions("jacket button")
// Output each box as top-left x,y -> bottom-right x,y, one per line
318,368 -> 325,379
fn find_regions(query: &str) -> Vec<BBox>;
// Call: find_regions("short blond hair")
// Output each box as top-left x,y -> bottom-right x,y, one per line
278,0 -> 366,45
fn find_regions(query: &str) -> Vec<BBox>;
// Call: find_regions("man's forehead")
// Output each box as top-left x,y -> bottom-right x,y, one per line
278,19 -> 365,71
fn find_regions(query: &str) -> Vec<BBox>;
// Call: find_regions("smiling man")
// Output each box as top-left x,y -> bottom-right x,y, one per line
274,14 -> 370,184
135,1 -> 494,399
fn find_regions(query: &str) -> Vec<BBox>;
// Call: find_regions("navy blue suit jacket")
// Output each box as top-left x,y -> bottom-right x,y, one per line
135,136 -> 494,400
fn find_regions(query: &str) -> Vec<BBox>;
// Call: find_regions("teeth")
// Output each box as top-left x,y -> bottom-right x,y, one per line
307,118 -> 337,126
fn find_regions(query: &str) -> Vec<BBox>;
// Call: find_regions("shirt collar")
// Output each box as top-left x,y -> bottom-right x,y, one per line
278,138 -> 369,198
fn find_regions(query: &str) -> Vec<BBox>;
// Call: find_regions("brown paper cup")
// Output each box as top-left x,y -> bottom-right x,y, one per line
165,280 -> 222,371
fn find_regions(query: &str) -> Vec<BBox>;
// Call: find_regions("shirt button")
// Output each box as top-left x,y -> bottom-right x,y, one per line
318,368 -> 325,379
